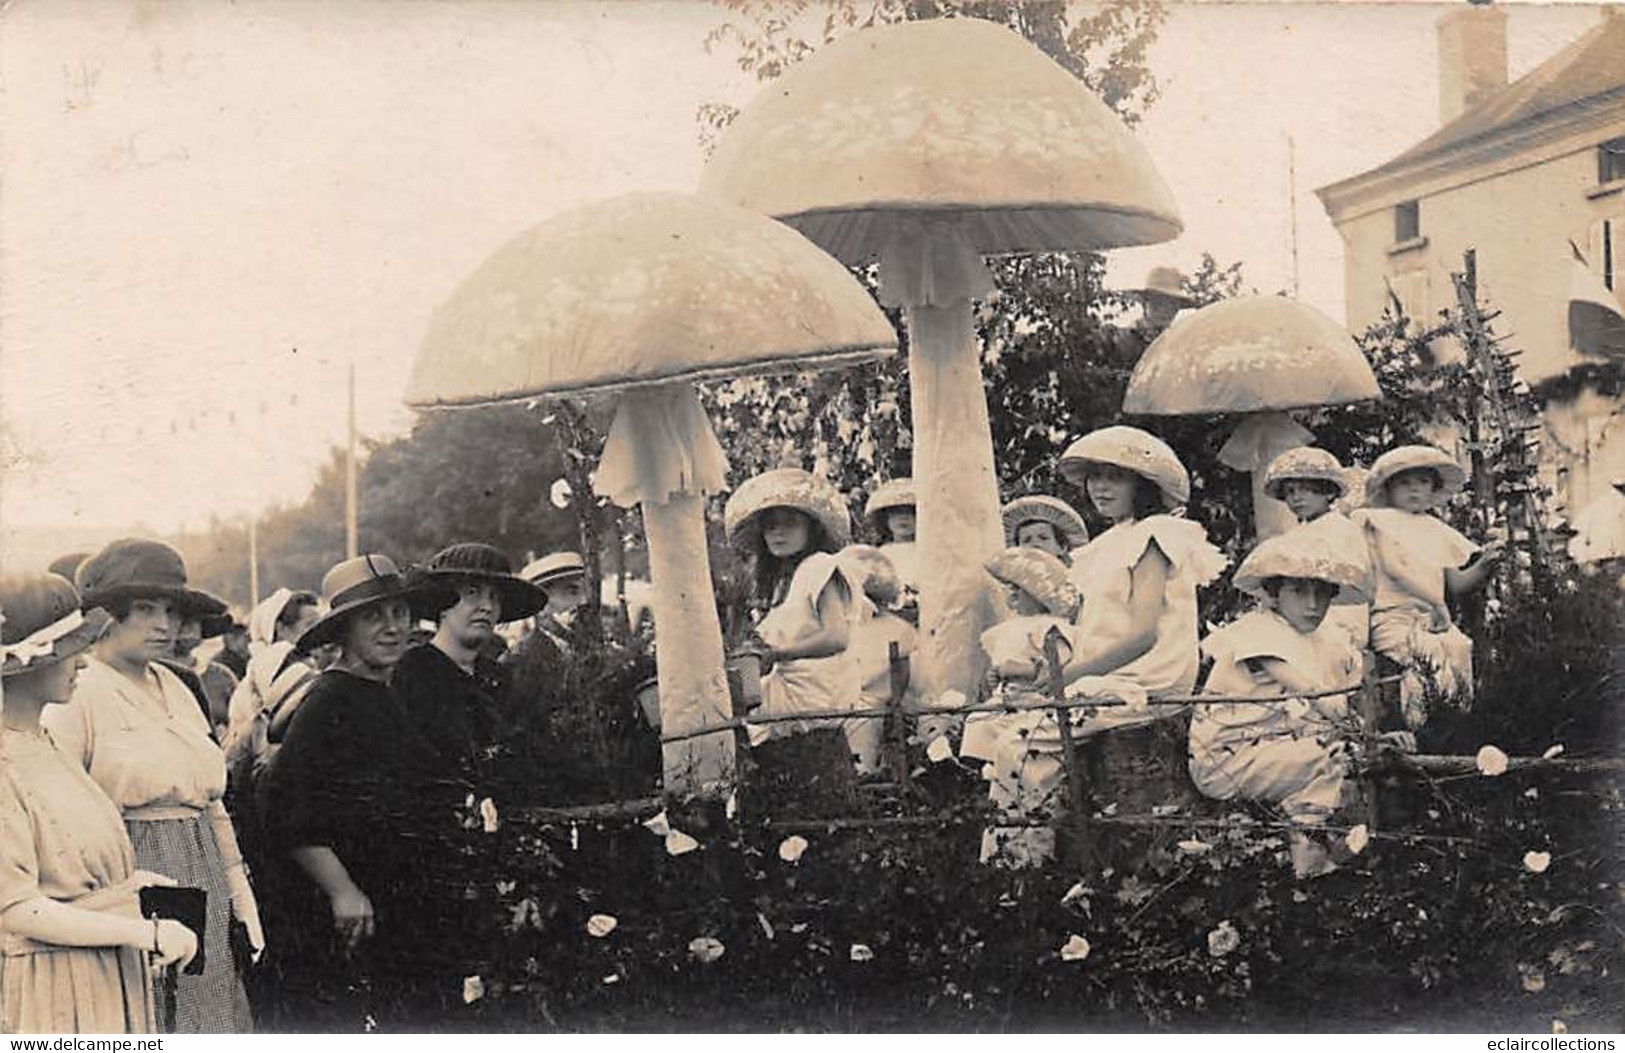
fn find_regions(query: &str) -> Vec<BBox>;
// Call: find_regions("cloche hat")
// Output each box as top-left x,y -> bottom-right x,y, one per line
725,468 -> 852,550
984,547 -> 1081,620
410,542 -> 546,622
1364,445 -> 1467,509
1057,425 -> 1190,509
297,554 -> 428,651
1,574 -> 112,679
1001,495 -> 1089,550
76,538 -> 226,621
1262,446 -> 1349,501
1232,529 -> 1371,606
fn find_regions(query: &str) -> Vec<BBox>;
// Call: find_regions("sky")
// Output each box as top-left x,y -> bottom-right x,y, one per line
0,0 -> 1610,549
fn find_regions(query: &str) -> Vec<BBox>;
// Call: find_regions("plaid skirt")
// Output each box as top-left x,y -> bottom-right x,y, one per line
125,812 -> 253,1034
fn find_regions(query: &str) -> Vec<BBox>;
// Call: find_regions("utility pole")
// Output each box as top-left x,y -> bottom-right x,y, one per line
1287,134 -> 1300,298
248,517 -> 260,607
345,362 -> 358,559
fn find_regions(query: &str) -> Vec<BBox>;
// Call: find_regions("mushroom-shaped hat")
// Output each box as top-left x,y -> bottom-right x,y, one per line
703,16 -> 1180,712
1232,530 -> 1371,606
1001,495 -> 1089,550
1123,295 -> 1378,539
984,547 -> 1080,620
725,468 -> 852,552
406,191 -> 896,797
1058,426 -> 1190,510
1262,447 -> 1349,501
1364,445 -> 1467,509
863,478 -> 916,530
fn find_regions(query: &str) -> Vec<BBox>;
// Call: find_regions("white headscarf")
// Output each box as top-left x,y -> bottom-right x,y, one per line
247,588 -> 296,649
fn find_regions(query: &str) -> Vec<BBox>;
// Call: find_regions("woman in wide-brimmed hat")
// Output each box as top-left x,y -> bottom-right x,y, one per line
0,573 -> 199,1034
1351,445 -> 1502,730
1001,495 -> 1089,564
725,468 -> 859,813
255,554 -> 445,1031
43,539 -> 257,1033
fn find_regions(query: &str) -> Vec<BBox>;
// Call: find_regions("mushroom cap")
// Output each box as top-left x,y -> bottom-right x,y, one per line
1262,447 -> 1349,501
1122,296 -> 1379,416
1232,529 -> 1371,605
1364,445 -> 1467,508
700,17 -> 1181,265
1001,495 -> 1089,550
406,192 -> 898,406
1058,425 -> 1190,509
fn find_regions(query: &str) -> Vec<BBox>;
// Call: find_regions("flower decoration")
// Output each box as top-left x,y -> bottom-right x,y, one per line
479,797 -> 499,834
462,975 -> 485,1004
1523,851 -> 1552,874
1059,935 -> 1092,962
778,835 -> 810,864
1476,744 -> 1510,777
849,943 -> 874,962
587,914 -> 619,938
689,936 -> 726,963
1206,920 -> 1241,958
1345,824 -> 1370,855
666,830 -> 700,856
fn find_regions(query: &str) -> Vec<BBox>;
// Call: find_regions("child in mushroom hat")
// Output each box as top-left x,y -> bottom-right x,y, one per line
1350,445 -> 1504,730
863,477 -> 919,606
1190,530 -> 1374,878
1263,446 -> 1372,650
1001,495 -> 1089,565
725,468 -> 859,748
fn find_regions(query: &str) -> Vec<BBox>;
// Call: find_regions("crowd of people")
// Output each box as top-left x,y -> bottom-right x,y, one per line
0,420 -> 1504,1034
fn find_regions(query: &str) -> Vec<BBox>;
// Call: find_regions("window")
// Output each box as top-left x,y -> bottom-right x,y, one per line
1598,137 -> 1625,185
1394,199 -> 1421,242
1588,216 -> 1621,291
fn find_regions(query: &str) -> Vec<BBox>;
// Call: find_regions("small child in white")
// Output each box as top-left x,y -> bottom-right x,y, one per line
1190,530 -> 1370,878
1351,445 -> 1503,730
961,546 -> 1081,867
837,545 -> 917,777
1262,446 -> 1372,650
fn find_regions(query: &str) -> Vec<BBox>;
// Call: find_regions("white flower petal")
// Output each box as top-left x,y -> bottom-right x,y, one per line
926,735 -> 954,763
1345,824 -> 1370,855
550,478 -> 573,508
601,973 -> 620,986
1524,851 -> 1552,874
1061,882 -> 1089,906
1059,934 -> 1091,962
849,943 -> 874,962
586,914 -> 618,938
665,830 -> 700,856
479,797 -> 499,835
688,936 -> 726,963
1176,839 -> 1212,855
1542,744 -> 1565,760
778,835 -> 809,864
643,811 -> 671,836
1476,745 -> 1510,777
462,975 -> 484,1004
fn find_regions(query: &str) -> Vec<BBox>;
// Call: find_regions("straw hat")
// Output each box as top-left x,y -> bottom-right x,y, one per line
862,478 -> 916,531
1262,447 -> 1349,501
725,468 -> 852,550
520,551 -> 587,590
1001,495 -> 1089,549
1364,445 -> 1467,508
1137,266 -> 1195,306
411,542 -> 546,622
297,554 -> 428,651
1232,530 -> 1371,605
984,547 -> 1081,619
1,574 -> 112,679
76,539 -> 226,620
1057,425 -> 1190,509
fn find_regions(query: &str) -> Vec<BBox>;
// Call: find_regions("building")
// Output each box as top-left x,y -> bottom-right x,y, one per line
1317,6 -> 1625,517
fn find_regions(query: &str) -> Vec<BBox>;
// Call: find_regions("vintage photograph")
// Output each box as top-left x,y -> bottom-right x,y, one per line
1,0 -> 1622,1035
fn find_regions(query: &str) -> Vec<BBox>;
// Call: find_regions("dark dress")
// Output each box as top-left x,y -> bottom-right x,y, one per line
255,670 -> 443,1032
392,644 -> 509,791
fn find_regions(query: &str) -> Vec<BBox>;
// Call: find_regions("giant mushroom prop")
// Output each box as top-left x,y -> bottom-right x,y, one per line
406,192 -> 897,798
702,17 -> 1181,704
1122,295 -> 1380,540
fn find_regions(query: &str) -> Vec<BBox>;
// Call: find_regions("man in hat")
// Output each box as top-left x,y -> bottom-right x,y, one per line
516,550 -> 589,658
393,542 -> 545,787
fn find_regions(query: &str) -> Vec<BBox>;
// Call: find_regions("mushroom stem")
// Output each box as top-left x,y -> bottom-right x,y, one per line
640,493 -> 736,797
904,298 -> 1006,713
1217,411 -> 1314,542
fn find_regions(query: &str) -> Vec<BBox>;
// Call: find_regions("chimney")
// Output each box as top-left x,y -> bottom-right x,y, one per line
1438,4 -> 1508,125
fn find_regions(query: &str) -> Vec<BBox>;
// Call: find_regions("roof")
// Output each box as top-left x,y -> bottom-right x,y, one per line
1321,11 -> 1625,205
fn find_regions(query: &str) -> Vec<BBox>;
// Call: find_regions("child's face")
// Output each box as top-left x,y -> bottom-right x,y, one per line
1014,520 -> 1065,558
1385,468 -> 1440,513
1273,577 -> 1338,634
1280,479 -> 1334,522
1086,465 -> 1140,523
885,508 -> 916,543
762,507 -> 813,558
1004,582 -> 1047,617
